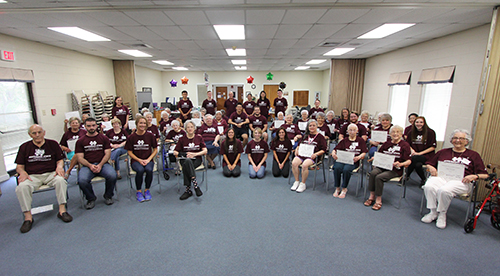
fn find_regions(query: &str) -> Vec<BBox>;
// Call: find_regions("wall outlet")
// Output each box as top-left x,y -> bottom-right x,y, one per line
42,110 -> 46,116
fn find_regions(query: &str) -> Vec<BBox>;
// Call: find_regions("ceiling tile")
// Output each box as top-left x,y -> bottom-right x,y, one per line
281,9 -> 327,24
47,13 -> 108,27
0,15 -> 35,28
114,26 -> 164,40
303,24 -> 346,39
425,8 -> 492,24
291,38 -> 324,48
123,11 -> 175,26
179,25 -> 219,40
7,13 -> 69,27
274,24 -> 312,39
86,11 -> 142,26
353,8 -> 414,24
246,25 -> 279,39
87,26 -> 136,41
194,39 -> 223,49
148,26 -> 190,40
269,39 -> 298,49
164,10 -> 210,25
328,24 -> 375,39
246,39 -> 272,49
220,40 -> 246,48
319,8 -> 370,24
246,9 -> 286,25
169,40 -> 202,50
205,10 -> 245,25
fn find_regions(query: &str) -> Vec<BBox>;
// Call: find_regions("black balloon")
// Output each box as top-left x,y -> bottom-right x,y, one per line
279,82 -> 286,89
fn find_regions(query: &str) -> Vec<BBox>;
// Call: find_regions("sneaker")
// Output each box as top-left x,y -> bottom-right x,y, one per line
194,186 -> 203,197
20,219 -> 34,233
144,190 -> 152,201
291,181 -> 300,191
85,200 -> 96,210
296,182 -> 306,193
436,213 -> 447,229
180,189 -> 193,200
104,197 -> 114,205
57,212 -> 73,223
136,192 -> 145,203
421,212 -> 438,223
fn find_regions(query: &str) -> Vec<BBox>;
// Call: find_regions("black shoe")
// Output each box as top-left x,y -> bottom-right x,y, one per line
211,164 -> 216,170
180,189 -> 193,200
20,219 -> 34,233
57,212 -> 73,223
194,186 -> 203,197
85,200 -> 96,210
104,197 -> 114,205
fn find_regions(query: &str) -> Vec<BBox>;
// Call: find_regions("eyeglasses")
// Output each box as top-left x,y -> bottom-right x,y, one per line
451,137 -> 468,141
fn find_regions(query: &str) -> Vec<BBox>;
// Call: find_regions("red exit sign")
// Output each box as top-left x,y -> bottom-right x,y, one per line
1,50 -> 15,61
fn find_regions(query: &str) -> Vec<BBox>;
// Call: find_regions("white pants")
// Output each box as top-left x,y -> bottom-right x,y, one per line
423,176 -> 471,213
15,172 -> 67,212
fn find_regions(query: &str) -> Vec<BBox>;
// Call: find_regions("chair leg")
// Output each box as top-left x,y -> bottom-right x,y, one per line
419,189 -> 425,215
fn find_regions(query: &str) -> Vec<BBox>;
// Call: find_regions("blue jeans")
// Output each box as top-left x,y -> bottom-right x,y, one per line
248,164 -> 266,179
205,140 -> 220,155
78,163 -> 117,201
110,147 -> 127,171
131,161 -> 154,190
333,162 -> 358,188
292,141 -> 298,150
368,146 -> 377,158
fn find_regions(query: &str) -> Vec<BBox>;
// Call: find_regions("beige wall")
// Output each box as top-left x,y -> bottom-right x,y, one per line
135,65 -> 163,103
362,24 -> 489,147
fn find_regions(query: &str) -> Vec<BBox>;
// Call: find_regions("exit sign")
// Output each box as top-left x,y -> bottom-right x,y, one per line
1,50 -> 15,61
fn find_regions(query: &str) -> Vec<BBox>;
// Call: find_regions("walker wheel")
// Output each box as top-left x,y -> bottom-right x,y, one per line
464,219 -> 474,233
491,212 -> 500,230
163,171 -> 170,181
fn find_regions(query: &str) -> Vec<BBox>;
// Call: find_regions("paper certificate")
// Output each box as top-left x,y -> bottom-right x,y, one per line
373,152 -> 395,171
274,120 -> 284,128
152,118 -> 157,125
128,120 -> 136,129
438,161 -> 465,182
68,139 -> 77,152
298,121 -> 307,131
328,124 -> 335,134
217,126 -> 224,134
298,143 -> 315,157
336,150 -> 355,165
371,130 -> 387,143
318,130 -> 325,137
102,121 -> 112,131
65,111 -> 80,120
192,118 -> 202,127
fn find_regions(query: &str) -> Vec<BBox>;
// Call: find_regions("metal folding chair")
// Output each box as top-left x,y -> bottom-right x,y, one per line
15,174 -> 68,215
76,166 -> 119,209
125,154 -> 161,197
364,166 -> 408,209
176,155 -> 208,193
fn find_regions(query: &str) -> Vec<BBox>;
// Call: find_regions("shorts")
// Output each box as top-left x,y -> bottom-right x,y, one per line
234,127 -> 248,139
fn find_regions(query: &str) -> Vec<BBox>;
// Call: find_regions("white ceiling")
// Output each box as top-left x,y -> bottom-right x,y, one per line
0,0 -> 497,71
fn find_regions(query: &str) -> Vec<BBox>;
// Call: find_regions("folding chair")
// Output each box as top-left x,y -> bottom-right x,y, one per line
288,154 -> 327,191
15,174 -> 68,215
176,155 -> 208,192
327,155 -> 366,197
76,166 -> 119,209
364,167 -> 408,209
125,154 -> 161,197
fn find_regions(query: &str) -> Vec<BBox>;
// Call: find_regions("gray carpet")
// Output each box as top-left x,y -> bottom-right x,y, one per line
0,154 -> 499,276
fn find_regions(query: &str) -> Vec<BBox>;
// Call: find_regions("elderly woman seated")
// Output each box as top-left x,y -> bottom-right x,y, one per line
421,129 -> 487,229
197,114 -> 222,169
106,118 -> 128,179
269,111 -> 285,139
368,113 -> 393,158
297,110 -> 309,133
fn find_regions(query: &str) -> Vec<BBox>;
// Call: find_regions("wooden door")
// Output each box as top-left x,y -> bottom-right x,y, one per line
264,84 -> 280,107
293,90 -> 309,106
216,86 -> 227,111
237,86 -> 244,103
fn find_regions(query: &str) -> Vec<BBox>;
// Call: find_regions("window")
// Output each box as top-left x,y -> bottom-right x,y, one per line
388,85 -> 410,127
419,83 -> 453,141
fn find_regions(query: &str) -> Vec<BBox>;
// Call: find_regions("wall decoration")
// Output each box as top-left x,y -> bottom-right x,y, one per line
246,75 -> 254,84
266,72 -> 274,80
181,76 -> 189,84
279,81 -> 286,89
169,79 -> 177,87
251,84 -> 256,89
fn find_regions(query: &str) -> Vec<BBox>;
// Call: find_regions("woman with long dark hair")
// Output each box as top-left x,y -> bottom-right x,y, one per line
220,128 -> 243,177
270,127 -> 293,178
405,116 -> 436,186
257,90 -> 271,119
111,96 -> 130,129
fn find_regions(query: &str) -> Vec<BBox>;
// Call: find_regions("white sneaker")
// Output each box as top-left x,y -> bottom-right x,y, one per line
436,213 -> 447,229
296,182 -> 306,193
291,181 -> 300,191
421,212 -> 438,223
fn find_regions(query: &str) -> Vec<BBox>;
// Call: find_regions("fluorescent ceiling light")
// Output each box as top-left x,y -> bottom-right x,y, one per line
118,50 -> 152,57
323,48 -> 355,56
173,67 -> 188,71
295,66 -> 310,70
0,1 -> 8,3
152,60 -> 174,65
231,60 -> 246,65
226,48 -> 246,56
306,59 -> 327,65
235,66 -> 247,70
48,27 -> 110,42
358,23 -> 415,39
214,25 -> 245,40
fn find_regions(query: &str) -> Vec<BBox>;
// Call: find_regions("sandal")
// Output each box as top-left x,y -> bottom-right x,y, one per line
364,199 -> 375,206
339,189 -> 347,199
372,202 -> 382,211
333,189 -> 340,198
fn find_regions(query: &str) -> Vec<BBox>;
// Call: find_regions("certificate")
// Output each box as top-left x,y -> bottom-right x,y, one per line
217,126 -> 224,134
128,120 -> 136,129
298,121 -> 307,131
152,118 -> 157,125
371,130 -> 387,143
192,118 -> 202,127
67,139 -> 77,152
65,111 -> 80,120
102,121 -> 112,131
318,130 -> 325,137
373,152 -> 395,171
328,124 -> 335,134
274,120 -> 284,128
298,143 -> 315,157
438,161 -> 465,182
336,150 -> 355,165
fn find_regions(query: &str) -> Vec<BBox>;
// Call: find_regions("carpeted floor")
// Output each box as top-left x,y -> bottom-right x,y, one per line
0,154 -> 499,276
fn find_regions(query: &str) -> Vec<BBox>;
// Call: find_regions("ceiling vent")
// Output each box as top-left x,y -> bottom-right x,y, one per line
319,42 -> 340,47
130,43 -> 153,49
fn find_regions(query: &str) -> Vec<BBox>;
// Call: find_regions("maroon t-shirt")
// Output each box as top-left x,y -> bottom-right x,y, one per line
282,123 -> 301,140
105,128 -> 128,145
147,124 -> 160,140
274,97 -> 288,115
336,118 -> 349,131
174,134 -> 206,161
60,128 -> 87,148
112,106 -> 129,127
16,139 -> 64,175
377,139 -> 411,176
359,121 -> 372,136
371,124 -> 393,143
220,139 -> 243,167
165,129 -> 186,143
309,107 -> 323,119
202,99 -> 217,115
224,98 -> 238,117
197,123 -> 218,142
75,134 -> 111,164
271,139 -> 293,163
297,133 -> 328,160
248,115 -> 268,129
177,99 -> 193,119
406,128 -> 437,161
245,139 -> 270,166
215,119 -> 229,135
159,118 -> 175,133
229,111 -> 248,127
339,123 -> 368,138
335,136 -> 368,166
404,125 -> 412,137
257,98 -> 270,117
243,100 -> 257,115
317,124 -> 332,139
426,148 -> 487,176
125,132 -> 158,164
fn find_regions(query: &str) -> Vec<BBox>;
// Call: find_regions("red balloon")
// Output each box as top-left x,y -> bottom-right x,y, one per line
181,76 -> 189,84
247,75 -> 254,84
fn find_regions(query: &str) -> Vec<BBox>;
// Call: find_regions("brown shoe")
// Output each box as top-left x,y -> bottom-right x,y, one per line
364,199 -> 375,207
372,202 -> 382,211
57,212 -> 73,223
20,219 -> 34,233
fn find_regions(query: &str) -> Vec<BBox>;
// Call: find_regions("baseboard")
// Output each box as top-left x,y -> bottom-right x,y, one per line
0,173 -> 10,183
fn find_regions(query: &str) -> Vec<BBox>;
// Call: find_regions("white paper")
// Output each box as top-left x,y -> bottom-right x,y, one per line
67,139 -> 77,152
31,204 -> 53,215
298,143 -> 315,157
102,121 -> 112,131
152,118 -> 157,125
336,150 -> 355,165
373,152 -> 395,171
371,130 -> 388,143
218,126 -> 224,134
318,130 -> 325,137
192,118 -> 202,127
128,120 -> 136,129
274,120 -> 285,129
298,121 -> 307,131
438,161 -> 465,182
65,111 -> 80,120
328,124 -> 335,134
165,126 -> 173,135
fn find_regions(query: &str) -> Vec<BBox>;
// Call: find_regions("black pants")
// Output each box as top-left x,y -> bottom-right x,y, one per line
223,165 -> 241,177
407,155 -> 427,181
272,159 -> 290,178
180,158 -> 202,187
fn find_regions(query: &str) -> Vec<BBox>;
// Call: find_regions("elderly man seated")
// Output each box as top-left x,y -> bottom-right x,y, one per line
15,125 -> 73,233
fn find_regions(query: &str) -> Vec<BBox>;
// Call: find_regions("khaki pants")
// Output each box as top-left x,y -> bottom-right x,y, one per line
15,172 -> 67,212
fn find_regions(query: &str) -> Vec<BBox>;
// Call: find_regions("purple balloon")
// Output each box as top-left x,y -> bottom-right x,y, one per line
170,79 -> 177,87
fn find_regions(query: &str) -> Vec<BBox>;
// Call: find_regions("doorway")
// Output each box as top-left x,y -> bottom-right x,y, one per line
213,84 -> 244,111
293,90 -> 309,106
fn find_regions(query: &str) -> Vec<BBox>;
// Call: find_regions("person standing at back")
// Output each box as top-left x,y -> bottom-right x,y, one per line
202,90 -> 217,116
224,91 -> 238,118
257,91 -> 271,120
177,90 -> 193,122
243,92 -> 256,116
274,89 -> 288,116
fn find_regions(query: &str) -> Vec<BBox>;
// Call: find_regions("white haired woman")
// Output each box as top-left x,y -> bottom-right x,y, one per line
421,129 -> 487,229
198,114 -> 222,169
